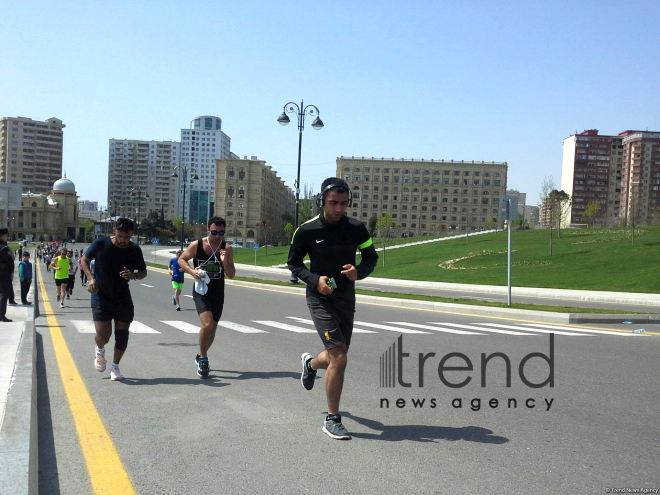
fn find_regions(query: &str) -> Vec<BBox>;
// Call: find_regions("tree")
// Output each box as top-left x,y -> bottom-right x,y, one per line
298,183 -> 316,225
367,214 -> 378,237
283,222 -> 294,245
376,213 -> 396,267
256,219 -> 271,255
548,190 -> 571,238
78,218 -> 94,242
516,212 -> 527,229
582,200 -> 602,227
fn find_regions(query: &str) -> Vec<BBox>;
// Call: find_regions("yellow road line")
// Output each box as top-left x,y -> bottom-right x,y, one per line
38,264 -> 136,495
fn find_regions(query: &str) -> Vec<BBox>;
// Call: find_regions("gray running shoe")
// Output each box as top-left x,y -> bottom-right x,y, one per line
300,352 -> 316,390
322,417 -> 351,440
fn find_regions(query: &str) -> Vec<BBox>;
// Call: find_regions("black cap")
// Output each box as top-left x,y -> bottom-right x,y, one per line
0,228 -> 8,235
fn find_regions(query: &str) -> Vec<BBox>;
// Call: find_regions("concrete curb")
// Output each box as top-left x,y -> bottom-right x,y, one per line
0,309 -> 37,495
227,279 -> 658,324
0,266 -> 38,495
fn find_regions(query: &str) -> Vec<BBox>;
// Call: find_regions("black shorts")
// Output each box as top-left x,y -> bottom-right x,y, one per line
308,298 -> 355,350
193,292 -> 224,322
68,275 -> 75,288
55,278 -> 68,287
92,306 -> 135,324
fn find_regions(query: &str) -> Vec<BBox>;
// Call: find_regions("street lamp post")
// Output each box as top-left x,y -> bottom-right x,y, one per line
171,164 -> 198,251
277,100 -> 324,283
130,187 -> 149,245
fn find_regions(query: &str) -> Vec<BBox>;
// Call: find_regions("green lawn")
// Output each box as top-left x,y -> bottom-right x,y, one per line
234,226 -> 660,293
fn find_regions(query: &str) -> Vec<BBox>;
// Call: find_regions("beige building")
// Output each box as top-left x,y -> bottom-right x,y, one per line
0,116 -> 65,195
5,176 -> 80,241
214,157 -> 295,246
619,130 -> 660,225
337,157 -> 507,236
108,139 -> 181,223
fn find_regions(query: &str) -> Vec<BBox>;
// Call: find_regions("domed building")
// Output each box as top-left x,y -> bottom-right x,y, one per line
8,174 -> 80,241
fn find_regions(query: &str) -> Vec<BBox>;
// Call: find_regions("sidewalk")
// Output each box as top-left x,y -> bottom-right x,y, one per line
0,254 -> 38,495
149,244 -> 660,309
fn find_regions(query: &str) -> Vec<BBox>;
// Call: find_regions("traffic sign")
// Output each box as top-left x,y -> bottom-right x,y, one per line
152,238 -> 159,245
498,195 -> 519,222
253,244 -> 260,249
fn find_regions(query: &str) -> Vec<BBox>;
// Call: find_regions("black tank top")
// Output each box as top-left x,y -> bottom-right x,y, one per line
193,238 -> 226,282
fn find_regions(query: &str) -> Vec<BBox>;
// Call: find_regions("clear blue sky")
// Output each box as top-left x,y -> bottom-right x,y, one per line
2,0 -> 658,208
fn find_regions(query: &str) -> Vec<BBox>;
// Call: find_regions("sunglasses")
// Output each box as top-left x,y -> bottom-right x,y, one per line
209,230 -> 225,236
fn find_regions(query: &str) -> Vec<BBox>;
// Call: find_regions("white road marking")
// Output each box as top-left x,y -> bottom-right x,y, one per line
183,295 -> 193,298
520,323 -> 632,337
384,321 -> 485,335
161,321 -> 199,333
474,323 -> 591,336
71,320 -> 96,333
140,284 -> 154,288
128,321 -> 160,333
218,321 -> 269,334
353,321 -> 431,334
286,316 -> 376,333
252,321 -> 316,333
425,322 -> 535,336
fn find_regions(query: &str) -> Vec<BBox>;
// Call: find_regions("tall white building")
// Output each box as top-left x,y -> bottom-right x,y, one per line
107,139 -> 181,222
178,116 -> 234,225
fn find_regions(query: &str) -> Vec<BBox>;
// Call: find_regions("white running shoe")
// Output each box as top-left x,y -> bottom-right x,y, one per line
94,350 -> 106,372
110,366 -> 124,381
60,302 -> 64,308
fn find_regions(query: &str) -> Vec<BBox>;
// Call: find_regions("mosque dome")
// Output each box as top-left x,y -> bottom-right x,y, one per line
53,175 -> 76,192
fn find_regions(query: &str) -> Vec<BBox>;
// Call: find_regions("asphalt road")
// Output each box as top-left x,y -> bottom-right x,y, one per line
67,242 -> 660,312
35,261 -> 658,494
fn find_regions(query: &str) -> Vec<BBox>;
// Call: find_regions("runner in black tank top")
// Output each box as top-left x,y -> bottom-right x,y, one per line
178,217 -> 236,378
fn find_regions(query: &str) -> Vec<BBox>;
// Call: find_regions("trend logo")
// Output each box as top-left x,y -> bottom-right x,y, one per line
315,239 -> 325,243
325,330 -> 331,341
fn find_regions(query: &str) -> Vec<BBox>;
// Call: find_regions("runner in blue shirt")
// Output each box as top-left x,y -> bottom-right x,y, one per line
168,250 -> 185,311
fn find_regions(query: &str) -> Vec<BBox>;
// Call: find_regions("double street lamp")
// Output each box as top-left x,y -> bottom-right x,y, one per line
171,164 -> 198,251
277,100 -> 324,283
129,187 -> 149,245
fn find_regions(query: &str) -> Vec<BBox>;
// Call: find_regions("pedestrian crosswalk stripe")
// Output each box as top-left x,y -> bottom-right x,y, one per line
520,323 -> 631,337
129,321 -> 160,334
183,295 -> 193,298
286,316 -> 377,334
384,321 -> 485,335
252,320 -> 317,333
219,321 -> 269,334
473,323 -> 592,337
71,320 -> 96,333
161,321 -> 199,333
353,321 -> 431,334
424,322 -> 535,336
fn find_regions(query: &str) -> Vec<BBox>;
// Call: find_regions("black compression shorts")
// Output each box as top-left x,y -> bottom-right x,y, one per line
92,306 -> 135,324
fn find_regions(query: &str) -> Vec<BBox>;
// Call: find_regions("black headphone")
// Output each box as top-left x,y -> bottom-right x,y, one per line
316,183 -> 353,208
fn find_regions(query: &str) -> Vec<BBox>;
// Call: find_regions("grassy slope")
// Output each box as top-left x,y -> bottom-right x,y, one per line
232,226 -> 660,293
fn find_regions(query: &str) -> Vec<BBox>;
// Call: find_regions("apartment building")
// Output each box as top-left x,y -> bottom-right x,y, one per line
619,130 -> 660,225
337,156 -> 508,236
506,189 -> 527,216
107,139 -> 181,223
0,116 -> 65,194
78,200 -> 99,212
178,116 -> 234,225
561,129 -> 623,227
214,157 -> 295,246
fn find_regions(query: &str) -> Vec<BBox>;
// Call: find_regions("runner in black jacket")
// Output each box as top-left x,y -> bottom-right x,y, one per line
288,177 -> 378,439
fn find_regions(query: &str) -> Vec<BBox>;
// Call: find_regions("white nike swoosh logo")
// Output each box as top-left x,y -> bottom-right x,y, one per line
316,240 -> 325,243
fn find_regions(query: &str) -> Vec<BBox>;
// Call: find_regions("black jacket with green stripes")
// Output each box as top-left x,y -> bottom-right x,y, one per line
287,214 -> 378,305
